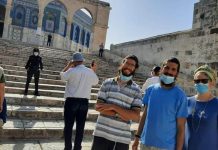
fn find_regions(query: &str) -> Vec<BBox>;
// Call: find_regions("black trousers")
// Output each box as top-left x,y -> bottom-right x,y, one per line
91,136 -> 129,150
24,70 -> 40,94
99,49 -> 103,57
64,98 -> 88,150
0,98 -> 7,123
47,40 -> 51,46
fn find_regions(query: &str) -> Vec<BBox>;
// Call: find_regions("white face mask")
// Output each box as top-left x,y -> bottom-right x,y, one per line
34,52 -> 39,56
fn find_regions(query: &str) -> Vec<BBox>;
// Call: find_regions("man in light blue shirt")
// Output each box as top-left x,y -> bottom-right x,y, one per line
132,57 -> 188,150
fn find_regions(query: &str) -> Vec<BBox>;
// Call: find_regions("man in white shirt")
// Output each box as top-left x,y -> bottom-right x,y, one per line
141,66 -> 160,92
60,52 -> 99,150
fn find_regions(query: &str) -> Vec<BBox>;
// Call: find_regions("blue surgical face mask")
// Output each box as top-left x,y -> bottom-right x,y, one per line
194,83 -> 209,94
160,74 -> 175,84
120,73 -> 132,81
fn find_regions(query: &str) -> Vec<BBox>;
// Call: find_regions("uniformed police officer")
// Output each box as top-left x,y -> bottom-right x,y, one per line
24,48 -> 43,96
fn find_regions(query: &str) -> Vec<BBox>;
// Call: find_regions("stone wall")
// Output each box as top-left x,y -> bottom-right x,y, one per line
110,29 -> 218,96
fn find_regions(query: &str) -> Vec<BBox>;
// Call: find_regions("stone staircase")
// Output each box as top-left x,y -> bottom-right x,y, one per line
0,38 -> 145,147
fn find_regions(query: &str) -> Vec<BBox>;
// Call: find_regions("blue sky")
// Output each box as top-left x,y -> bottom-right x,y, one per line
103,0 -> 198,49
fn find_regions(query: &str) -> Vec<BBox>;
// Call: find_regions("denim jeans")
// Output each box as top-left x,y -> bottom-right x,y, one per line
64,98 -> 88,150
0,98 -> 7,123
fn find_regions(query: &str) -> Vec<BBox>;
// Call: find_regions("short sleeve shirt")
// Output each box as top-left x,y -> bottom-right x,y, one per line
141,84 -> 188,149
0,67 -> 5,83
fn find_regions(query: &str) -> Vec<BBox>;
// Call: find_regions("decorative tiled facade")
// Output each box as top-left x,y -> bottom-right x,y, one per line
0,0 -> 110,52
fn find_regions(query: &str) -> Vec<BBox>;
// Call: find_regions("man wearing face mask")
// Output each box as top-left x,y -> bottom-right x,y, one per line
91,55 -> 142,150
132,57 -> 188,150
24,48 -> 43,96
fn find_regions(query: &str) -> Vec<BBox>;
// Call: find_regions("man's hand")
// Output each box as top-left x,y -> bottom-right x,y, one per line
96,103 -> 114,111
100,109 -> 116,117
91,62 -> 97,72
67,61 -> 75,68
132,137 -> 140,150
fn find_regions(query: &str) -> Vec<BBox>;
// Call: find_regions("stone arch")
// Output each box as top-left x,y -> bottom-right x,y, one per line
42,0 -> 68,14
77,7 -> 93,20
42,0 -> 68,36
71,5 -> 96,25
71,7 -> 93,50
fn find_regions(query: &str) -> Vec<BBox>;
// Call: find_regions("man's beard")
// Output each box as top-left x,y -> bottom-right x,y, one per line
121,69 -> 134,77
160,80 -> 175,87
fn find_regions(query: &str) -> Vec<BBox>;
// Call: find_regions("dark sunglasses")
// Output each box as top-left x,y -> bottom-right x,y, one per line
194,79 -> 209,84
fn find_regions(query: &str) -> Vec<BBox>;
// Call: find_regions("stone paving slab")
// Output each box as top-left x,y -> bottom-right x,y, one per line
0,139 -> 139,150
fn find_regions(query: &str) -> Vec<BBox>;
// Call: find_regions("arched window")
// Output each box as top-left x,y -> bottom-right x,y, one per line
74,26 -> 80,43
60,17 -> 66,36
43,1 -> 67,36
86,32 -> 90,48
70,23 -> 74,40
81,29 -> 85,45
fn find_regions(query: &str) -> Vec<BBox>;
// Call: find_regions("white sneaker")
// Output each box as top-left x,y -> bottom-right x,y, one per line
0,119 -> 4,128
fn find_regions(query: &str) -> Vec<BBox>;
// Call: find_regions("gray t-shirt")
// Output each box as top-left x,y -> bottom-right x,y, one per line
0,67 -> 5,83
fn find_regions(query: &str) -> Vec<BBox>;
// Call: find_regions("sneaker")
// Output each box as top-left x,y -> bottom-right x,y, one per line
0,119 -> 4,128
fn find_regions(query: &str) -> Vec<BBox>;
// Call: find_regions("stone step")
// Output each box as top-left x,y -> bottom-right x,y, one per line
5,74 -> 65,86
5,93 -> 96,108
4,69 -> 61,80
0,119 -> 94,139
0,119 -> 138,139
7,105 -> 98,120
2,63 -> 118,81
6,81 -> 99,93
6,81 -> 66,91
0,57 -> 65,71
1,64 -> 61,76
5,87 -> 98,99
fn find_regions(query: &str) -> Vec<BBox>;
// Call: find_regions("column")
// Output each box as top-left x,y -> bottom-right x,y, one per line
36,8 -> 43,35
66,17 -> 72,38
2,0 -> 13,39
65,17 -> 72,50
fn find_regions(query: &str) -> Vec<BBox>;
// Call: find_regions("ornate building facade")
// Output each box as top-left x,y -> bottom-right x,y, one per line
0,0 -> 110,52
